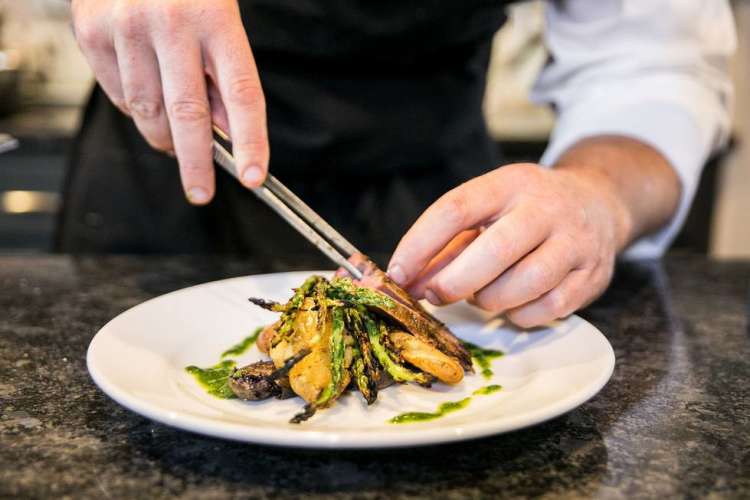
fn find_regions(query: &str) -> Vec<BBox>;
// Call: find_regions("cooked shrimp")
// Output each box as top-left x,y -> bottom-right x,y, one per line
289,349 -> 332,403
292,298 -> 321,347
257,321 -> 279,354
390,331 -> 464,385
269,339 -> 296,368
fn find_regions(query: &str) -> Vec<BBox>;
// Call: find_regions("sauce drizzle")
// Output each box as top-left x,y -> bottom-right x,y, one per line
185,360 -> 237,399
463,341 -> 504,379
390,384 -> 502,424
221,327 -> 263,359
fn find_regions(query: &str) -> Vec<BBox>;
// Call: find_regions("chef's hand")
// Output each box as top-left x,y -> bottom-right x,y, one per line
71,0 -> 268,204
388,136 -> 681,328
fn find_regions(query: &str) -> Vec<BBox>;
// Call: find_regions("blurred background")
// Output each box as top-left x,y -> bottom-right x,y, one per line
0,0 -> 748,257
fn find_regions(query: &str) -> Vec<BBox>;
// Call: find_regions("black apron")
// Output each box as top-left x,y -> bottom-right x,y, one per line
57,1 -> 511,268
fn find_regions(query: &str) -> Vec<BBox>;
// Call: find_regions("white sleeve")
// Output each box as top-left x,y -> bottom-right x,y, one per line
531,0 -> 735,259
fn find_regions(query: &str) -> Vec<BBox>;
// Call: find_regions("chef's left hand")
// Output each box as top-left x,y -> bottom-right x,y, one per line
387,163 -> 632,327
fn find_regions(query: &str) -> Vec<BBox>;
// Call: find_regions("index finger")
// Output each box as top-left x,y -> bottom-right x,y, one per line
156,38 -> 214,204
205,20 -> 268,188
388,169 -> 515,286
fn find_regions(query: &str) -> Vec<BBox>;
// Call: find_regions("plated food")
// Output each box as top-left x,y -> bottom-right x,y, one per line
89,268 -> 615,447
226,255 -> 477,423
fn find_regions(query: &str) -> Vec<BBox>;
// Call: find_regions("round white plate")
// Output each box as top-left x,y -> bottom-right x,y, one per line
87,271 -> 615,449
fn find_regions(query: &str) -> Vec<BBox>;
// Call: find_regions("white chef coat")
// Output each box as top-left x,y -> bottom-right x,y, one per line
532,0 -> 735,259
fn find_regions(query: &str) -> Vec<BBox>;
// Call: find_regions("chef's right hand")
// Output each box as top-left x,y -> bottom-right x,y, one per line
71,0 -> 269,204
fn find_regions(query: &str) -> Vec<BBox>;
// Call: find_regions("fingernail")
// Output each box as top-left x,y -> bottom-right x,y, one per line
388,264 -> 406,285
241,165 -> 263,186
424,289 -> 442,306
187,187 -> 209,205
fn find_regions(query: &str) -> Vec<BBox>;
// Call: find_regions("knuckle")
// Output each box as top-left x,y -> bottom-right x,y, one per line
74,22 -> 104,51
114,8 -> 142,40
169,99 -> 210,123
232,134 -> 269,155
227,76 -> 265,107
507,309 -> 538,329
474,290 -> 502,313
546,289 -> 569,318
159,4 -> 187,36
507,163 -> 541,184
542,195 -> 564,215
440,190 -> 470,229
525,260 -> 556,293
128,98 -> 162,120
430,277 -> 458,303
558,232 -> 580,263
179,160 -> 210,177
483,235 -> 506,263
160,1 -> 184,21
572,205 -> 590,231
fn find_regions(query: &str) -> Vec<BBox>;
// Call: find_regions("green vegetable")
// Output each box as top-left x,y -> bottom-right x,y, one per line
352,353 -> 374,404
314,279 -> 329,345
390,397 -> 471,424
346,308 -> 378,403
473,384 -> 502,395
188,275 -> 492,424
291,306 -> 349,423
327,277 -> 396,310
363,313 -> 431,385
276,275 -> 323,343
390,385 -> 502,423
462,341 -> 504,379
185,360 -> 237,398
314,306 -> 346,407
221,327 -> 262,358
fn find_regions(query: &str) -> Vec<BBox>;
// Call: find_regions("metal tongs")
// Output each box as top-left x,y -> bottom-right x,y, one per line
211,126 -> 364,280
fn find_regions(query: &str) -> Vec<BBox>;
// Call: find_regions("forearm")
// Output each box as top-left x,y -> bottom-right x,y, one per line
552,135 -> 682,254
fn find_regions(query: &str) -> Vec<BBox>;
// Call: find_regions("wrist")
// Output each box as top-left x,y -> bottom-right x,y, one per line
550,135 -> 681,252
553,163 -> 635,253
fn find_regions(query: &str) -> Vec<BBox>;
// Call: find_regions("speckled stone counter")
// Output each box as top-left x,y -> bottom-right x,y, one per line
1,255 -> 748,499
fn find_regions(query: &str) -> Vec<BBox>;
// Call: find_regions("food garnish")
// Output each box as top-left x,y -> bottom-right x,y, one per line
187,255 -> 505,423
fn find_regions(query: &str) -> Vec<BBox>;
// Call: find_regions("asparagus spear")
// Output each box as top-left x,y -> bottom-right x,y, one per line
247,297 -> 285,312
351,353 -> 374,404
346,308 -> 378,404
361,312 -> 432,386
327,277 -> 396,310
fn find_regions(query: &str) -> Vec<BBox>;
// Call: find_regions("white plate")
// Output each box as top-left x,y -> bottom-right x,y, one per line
87,271 -> 615,449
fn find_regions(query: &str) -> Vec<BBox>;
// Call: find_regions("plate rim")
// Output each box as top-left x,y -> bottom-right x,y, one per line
87,271 -> 616,449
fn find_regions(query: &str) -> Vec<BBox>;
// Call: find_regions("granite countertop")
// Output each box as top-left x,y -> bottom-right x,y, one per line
1,255 -> 748,498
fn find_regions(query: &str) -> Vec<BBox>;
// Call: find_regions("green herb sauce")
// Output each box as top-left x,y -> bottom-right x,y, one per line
221,327 -> 263,358
462,341 -> 504,379
390,385 -> 502,424
390,397 -> 471,423
473,384 -> 502,395
185,360 -> 237,398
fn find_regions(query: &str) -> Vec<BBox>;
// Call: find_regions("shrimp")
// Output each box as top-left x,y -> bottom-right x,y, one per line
289,349 -> 333,403
389,331 -> 464,385
257,321 -> 279,354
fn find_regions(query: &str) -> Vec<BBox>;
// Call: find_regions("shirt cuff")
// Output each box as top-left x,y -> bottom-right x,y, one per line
539,100 -> 716,260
